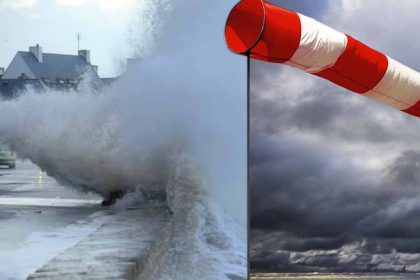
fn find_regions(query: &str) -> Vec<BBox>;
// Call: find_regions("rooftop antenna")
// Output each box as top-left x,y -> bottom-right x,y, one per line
77,32 -> 81,52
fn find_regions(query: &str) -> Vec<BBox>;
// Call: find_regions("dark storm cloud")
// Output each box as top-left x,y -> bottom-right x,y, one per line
250,0 -> 420,272
250,81 -> 420,269
251,63 -> 420,145
251,134 -> 420,247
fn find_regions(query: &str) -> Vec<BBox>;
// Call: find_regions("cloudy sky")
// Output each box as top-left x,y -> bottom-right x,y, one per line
251,0 -> 420,273
0,0 -> 142,77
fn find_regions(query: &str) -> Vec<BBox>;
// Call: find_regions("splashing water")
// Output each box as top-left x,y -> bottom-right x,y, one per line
0,0 -> 246,279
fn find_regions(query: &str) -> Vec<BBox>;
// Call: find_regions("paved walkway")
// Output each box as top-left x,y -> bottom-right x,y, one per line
27,196 -> 170,280
0,161 -> 104,279
0,160 -> 171,280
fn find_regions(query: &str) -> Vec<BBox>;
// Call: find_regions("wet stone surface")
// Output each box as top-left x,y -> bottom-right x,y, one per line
27,199 -> 171,280
0,160 -> 171,280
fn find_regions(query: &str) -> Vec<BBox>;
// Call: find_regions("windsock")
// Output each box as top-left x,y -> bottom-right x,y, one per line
225,0 -> 420,117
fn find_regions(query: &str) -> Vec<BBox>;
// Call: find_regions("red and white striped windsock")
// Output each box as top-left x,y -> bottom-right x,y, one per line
225,0 -> 420,117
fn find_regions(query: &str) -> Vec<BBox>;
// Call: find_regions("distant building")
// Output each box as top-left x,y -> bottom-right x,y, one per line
0,45 -> 112,98
0,79 -> 45,99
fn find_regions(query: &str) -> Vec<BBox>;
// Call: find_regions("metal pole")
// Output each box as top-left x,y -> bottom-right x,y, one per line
247,52 -> 251,276
77,32 -> 81,52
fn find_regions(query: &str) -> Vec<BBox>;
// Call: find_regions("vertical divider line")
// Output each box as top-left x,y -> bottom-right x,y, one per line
247,52 -> 251,277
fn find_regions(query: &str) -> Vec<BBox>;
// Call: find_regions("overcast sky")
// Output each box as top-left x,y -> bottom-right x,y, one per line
251,0 -> 420,273
0,0 -> 141,77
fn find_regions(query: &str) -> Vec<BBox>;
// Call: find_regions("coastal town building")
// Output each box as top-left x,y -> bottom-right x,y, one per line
0,45 -> 110,98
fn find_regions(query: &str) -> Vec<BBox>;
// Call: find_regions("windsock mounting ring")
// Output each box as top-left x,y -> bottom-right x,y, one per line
225,0 -> 265,54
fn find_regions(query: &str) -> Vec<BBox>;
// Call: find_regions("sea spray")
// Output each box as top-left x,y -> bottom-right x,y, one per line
138,156 -> 246,279
0,0 -> 247,278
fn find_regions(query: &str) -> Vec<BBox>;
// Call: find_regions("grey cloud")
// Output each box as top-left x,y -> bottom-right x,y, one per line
251,61 -> 420,144
251,0 -> 420,272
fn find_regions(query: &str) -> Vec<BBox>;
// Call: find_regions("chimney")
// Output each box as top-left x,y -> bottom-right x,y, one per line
29,44 -> 43,63
78,50 -> 90,63
0,68 -> 4,79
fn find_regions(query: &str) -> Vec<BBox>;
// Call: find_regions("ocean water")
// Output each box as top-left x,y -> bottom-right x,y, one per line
250,273 -> 420,280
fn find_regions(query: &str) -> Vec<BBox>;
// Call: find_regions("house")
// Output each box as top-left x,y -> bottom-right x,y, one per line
0,79 -> 45,99
0,45 -> 108,98
2,44 -> 99,81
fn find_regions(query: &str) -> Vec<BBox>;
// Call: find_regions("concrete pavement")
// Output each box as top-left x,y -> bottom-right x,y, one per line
0,160 -> 105,279
0,160 -> 170,280
27,198 -> 170,280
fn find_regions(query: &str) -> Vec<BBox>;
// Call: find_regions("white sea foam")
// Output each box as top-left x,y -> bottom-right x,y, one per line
0,0 -> 246,278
